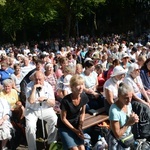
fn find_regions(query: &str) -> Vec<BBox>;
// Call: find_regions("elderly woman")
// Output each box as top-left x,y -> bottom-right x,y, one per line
123,63 -> 150,139
108,83 -> 139,149
44,63 -> 59,113
124,63 -> 150,107
11,63 -> 25,93
0,97 -> 13,150
0,79 -> 24,122
57,75 -> 89,150
44,63 -> 57,93
103,65 -> 126,114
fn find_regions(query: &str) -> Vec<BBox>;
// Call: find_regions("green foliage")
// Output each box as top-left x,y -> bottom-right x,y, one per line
0,0 -> 6,6
0,0 -> 149,42
0,0 -> 58,41
0,0 -> 24,40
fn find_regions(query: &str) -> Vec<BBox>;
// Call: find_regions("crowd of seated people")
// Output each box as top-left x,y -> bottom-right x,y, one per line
0,38 -> 150,149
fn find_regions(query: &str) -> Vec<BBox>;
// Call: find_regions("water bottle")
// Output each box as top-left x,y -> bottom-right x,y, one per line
98,135 -> 101,140
134,141 -> 139,149
93,141 -> 103,150
92,135 -> 103,150
84,133 -> 92,150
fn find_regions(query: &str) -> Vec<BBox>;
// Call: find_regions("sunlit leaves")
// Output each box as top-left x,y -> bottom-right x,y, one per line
0,0 -> 6,6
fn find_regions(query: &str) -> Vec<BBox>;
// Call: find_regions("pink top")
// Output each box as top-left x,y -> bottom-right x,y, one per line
55,68 -> 63,79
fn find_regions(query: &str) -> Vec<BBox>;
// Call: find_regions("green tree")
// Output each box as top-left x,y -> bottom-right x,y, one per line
0,0 -> 57,42
51,0 -> 105,42
0,0 -> 6,6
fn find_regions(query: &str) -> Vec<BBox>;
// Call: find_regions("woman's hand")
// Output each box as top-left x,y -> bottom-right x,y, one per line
143,100 -> 150,107
93,92 -> 99,99
146,102 -> 150,107
87,89 -> 94,94
78,121 -> 83,134
148,101 -> 150,106
146,90 -> 150,95
87,89 -> 99,99
126,112 -> 139,126
74,128 -> 84,139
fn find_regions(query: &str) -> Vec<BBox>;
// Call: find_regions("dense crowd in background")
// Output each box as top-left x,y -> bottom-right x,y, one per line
0,32 -> 150,150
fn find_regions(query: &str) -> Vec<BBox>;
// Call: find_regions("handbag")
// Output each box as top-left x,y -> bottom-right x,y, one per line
110,131 -> 135,148
119,133 -> 135,148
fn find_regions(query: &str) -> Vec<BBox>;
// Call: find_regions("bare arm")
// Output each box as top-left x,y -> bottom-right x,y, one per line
140,87 -> 150,103
0,114 -> 10,125
105,88 -> 114,104
61,110 -> 78,132
46,98 -> 55,107
132,93 -> 150,107
60,109 -> 84,139
111,112 -> 139,139
28,86 -> 37,104
79,105 -> 86,123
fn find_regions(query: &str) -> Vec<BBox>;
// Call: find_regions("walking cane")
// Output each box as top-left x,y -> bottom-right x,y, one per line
36,87 -> 47,150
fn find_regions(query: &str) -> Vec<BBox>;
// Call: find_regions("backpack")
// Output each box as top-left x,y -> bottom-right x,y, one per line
49,141 -> 63,150
135,139 -> 150,150
131,100 -> 150,139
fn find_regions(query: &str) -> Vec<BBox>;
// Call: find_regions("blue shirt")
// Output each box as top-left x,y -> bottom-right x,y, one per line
109,103 -> 132,137
0,68 -> 14,83
140,69 -> 150,90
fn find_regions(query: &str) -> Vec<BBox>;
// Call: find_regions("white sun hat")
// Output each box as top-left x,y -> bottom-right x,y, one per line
110,66 -> 126,77
121,53 -> 130,59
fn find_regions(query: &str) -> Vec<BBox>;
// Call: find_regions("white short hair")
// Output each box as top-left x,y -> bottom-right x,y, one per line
127,63 -> 139,75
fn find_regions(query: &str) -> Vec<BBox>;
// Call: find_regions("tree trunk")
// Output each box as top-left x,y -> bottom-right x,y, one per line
10,31 -> 16,42
65,12 -> 71,43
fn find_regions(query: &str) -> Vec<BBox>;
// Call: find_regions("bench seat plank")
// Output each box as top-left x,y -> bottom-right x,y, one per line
83,114 -> 109,130
85,113 -> 94,120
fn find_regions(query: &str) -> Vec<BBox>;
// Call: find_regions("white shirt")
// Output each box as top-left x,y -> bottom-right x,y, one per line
103,77 -> 119,102
0,98 -> 11,119
26,81 -> 55,111
63,74 -> 72,94
123,75 -> 143,97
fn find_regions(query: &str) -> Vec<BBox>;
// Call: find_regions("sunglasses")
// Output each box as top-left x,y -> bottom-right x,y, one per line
123,57 -> 129,59
135,69 -> 140,71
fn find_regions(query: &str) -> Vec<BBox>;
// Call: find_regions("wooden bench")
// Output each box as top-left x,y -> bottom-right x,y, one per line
83,107 -> 109,130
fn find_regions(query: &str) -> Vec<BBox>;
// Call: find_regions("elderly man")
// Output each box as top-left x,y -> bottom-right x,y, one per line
25,71 -> 57,150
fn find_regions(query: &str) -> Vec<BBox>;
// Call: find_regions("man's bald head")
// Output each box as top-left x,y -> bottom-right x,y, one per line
34,71 -> 45,85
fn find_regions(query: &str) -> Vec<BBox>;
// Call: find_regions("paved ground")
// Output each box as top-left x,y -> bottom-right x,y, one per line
17,145 -> 28,150
16,141 -> 49,150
